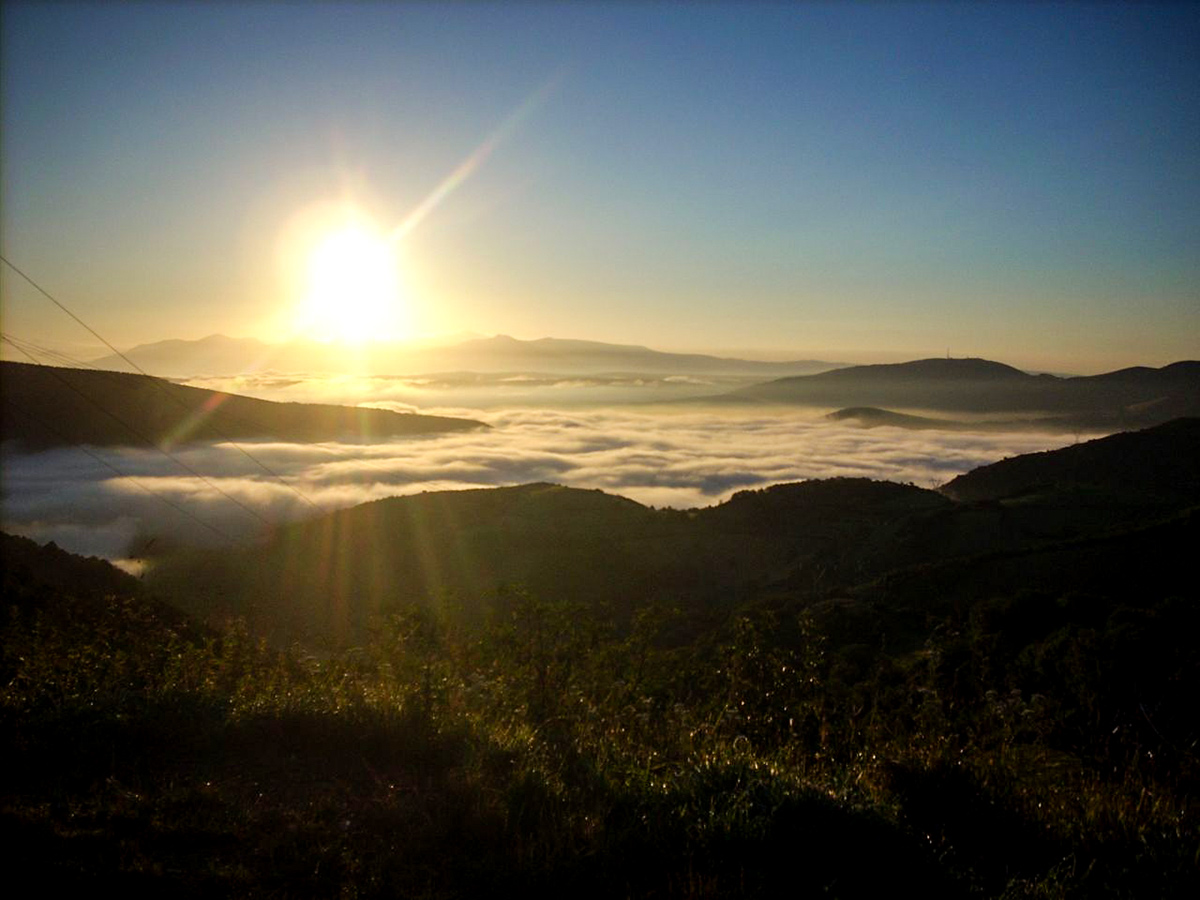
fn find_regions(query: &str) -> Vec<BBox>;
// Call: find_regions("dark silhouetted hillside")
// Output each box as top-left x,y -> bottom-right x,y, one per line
1,531 -> 140,605
8,423 -> 1199,898
0,360 -> 486,450
150,483 -> 703,642
0,531 -> 196,647
811,358 -> 1029,382
722,358 -> 1200,427
145,419 -> 1200,649
153,479 -> 957,644
941,417 -> 1200,502
826,407 -> 969,429
729,357 -> 1038,411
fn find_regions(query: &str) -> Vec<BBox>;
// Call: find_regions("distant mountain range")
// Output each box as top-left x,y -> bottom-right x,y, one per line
718,357 -> 1200,430
0,361 -> 485,451
32,344 -> 1200,433
89,333 -> 845,378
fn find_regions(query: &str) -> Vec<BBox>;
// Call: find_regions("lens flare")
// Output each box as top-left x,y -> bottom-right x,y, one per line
298,219 -> 404,344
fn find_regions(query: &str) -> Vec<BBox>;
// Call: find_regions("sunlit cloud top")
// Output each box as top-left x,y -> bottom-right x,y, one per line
1,405 -> 1089,559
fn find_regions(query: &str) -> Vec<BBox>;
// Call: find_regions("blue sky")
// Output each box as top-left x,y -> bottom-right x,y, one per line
2,2 -> 1197,372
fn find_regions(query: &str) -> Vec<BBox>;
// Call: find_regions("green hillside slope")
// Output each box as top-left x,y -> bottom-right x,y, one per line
0,360 -> 485,450
5,415 -> 1198,896
147,420 -> 1199,648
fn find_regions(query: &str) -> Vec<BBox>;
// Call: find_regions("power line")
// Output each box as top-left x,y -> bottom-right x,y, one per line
1,333 -> 103,370
4,327 -> 446,509
1,254 -> 322,511
1,255 -> 145,373
3,400 -> 239,546
2,333 -> 275,529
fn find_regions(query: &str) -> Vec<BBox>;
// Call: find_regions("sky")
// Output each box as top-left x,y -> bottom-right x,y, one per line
2,1 -> 1198,373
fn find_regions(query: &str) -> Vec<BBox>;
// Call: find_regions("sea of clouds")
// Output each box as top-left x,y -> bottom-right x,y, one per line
177,370 -> 754,409
1,403 -> 1096,564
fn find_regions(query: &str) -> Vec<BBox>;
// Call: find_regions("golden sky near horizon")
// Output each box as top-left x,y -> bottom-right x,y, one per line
2,4 -> 1197,375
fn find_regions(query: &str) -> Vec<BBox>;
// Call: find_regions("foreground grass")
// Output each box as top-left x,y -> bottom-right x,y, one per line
2,586 -> 1196,898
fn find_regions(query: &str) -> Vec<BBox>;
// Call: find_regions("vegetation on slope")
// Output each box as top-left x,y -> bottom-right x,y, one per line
148,421 -> 1200,647
0,360 -> 485,450
941,417 -> 1200,502
147,479 -> 954,646
3,521 -> 1196,897
3,421 -> 1198,897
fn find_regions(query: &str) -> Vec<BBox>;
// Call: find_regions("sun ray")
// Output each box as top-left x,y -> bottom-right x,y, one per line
277,73 -> 561,347
390,71 -> 564,242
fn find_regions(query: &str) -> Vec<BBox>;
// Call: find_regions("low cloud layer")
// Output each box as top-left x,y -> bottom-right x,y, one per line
1,405 -> 1094,561
180,371 -> 752,409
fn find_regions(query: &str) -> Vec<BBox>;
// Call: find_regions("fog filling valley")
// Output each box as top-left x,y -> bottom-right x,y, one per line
2,377 -> 1099,565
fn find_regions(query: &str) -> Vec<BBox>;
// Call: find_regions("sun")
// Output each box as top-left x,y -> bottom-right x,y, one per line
298,220 -> 405,343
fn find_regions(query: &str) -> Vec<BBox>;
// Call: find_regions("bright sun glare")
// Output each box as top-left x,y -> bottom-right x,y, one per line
298,220 -> 404,343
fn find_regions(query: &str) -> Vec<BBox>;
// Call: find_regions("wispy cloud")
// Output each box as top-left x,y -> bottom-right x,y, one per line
1,406 -> 1094,560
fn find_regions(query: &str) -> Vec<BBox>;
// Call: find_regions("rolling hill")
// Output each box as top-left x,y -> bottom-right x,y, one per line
146,418 -> 1200,645
0,360 -> 486,451
8,419 -> 1199,898
719,357 -> 1200,429
825,407 -> 971,429
146,478 -> 956,643
940,416 -> 1200,502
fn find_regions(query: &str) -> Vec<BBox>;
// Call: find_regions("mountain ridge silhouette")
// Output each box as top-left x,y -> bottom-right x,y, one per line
145,418 -> 1200,645
0,360 -> 486,450
718,357 -> 1200,428
88,333 -> 846,378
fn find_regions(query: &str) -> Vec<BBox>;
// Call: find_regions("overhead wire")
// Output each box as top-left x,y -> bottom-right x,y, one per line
2,333 -> 275,529
1,332 -> 103,370
2,327 -> 421,520
2,400 -> 239,545
3,326 -> 459,507
1,254 -> 322,511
